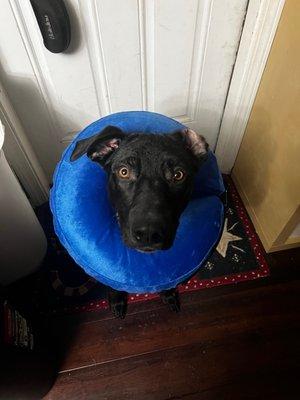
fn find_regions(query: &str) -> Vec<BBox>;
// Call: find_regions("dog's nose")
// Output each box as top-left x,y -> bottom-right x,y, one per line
133,224 -> 165,248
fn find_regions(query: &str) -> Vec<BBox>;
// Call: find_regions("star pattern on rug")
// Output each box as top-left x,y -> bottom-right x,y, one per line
216,218 -> 243,258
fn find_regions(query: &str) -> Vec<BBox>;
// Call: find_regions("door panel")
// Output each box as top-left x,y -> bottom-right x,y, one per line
79,0 -> 145,114
0,0 -> 247,181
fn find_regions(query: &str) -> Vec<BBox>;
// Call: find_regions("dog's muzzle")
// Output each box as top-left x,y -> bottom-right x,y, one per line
125,212 -> 178,252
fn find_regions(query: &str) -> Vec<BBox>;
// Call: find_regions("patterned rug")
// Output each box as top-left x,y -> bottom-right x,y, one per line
30,176 -> 269,315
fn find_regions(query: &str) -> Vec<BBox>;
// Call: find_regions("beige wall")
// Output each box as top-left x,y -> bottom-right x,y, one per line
232,0 -> 300,252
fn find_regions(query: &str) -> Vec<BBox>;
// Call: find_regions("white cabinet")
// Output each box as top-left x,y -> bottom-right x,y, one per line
0,122 -> 47,284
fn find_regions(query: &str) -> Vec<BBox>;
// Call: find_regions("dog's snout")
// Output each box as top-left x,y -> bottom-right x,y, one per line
132,223 -> 165,249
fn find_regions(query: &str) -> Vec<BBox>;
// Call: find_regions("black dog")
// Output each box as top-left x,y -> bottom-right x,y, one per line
71,126 -> 208,317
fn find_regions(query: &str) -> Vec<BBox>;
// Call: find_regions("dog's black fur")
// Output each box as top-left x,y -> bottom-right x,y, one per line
71,126 -> 208,318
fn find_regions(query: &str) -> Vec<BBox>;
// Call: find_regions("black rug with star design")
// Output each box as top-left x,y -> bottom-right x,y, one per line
25,176 -> 269,315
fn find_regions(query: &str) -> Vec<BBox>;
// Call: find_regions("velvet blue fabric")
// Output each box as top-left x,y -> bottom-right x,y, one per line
50,111 -> 224,293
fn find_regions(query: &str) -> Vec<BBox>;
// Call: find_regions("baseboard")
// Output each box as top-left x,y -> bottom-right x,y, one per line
231,172 -> 273,252
268,241 -> 300,252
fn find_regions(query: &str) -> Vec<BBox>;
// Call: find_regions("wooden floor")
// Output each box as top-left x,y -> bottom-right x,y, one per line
41,248 -> 300,400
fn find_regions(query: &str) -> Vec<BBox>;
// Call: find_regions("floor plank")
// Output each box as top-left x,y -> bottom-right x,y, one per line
46,320 -> 299,400
36,248 -> 300,399
58,281 -> 299,371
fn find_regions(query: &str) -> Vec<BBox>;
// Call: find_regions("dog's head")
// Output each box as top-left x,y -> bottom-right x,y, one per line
71,126 -> 208,252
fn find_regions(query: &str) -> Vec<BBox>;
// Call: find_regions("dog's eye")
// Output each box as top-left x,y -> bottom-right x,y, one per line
173,169 -> 185,181
117,167 -> 131,179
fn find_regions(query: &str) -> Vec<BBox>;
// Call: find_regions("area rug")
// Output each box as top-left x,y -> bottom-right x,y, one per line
30,176 -> 269,315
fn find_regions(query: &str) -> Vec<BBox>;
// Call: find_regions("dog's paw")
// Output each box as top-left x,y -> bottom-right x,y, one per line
160,288 -> 180,313
111,300 -> 127,319
108,290 -> 128,319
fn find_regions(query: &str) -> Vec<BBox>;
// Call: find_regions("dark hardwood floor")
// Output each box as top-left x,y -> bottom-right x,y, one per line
2,248 -> 298,399
42,248 -> 300,400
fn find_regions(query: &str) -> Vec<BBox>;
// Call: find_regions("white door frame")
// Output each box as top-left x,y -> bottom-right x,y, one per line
0,81 -> 49,206
0,0 -> 285,203
215,0 -> 285,173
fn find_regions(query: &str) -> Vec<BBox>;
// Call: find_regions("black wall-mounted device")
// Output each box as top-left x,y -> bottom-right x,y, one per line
30,0 -> 71,53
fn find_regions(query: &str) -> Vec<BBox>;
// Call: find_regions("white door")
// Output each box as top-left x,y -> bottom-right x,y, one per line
0,0 -> 248,182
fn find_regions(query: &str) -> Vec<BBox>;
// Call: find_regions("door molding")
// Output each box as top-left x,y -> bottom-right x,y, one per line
0,81 -> 49,206
215,0 -> 285,173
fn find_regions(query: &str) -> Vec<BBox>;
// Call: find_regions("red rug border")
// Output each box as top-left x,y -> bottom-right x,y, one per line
48,176 -> 270,315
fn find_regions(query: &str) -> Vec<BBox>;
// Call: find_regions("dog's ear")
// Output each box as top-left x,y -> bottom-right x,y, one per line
70,126 -> 125,164
169,129 -> 208,158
